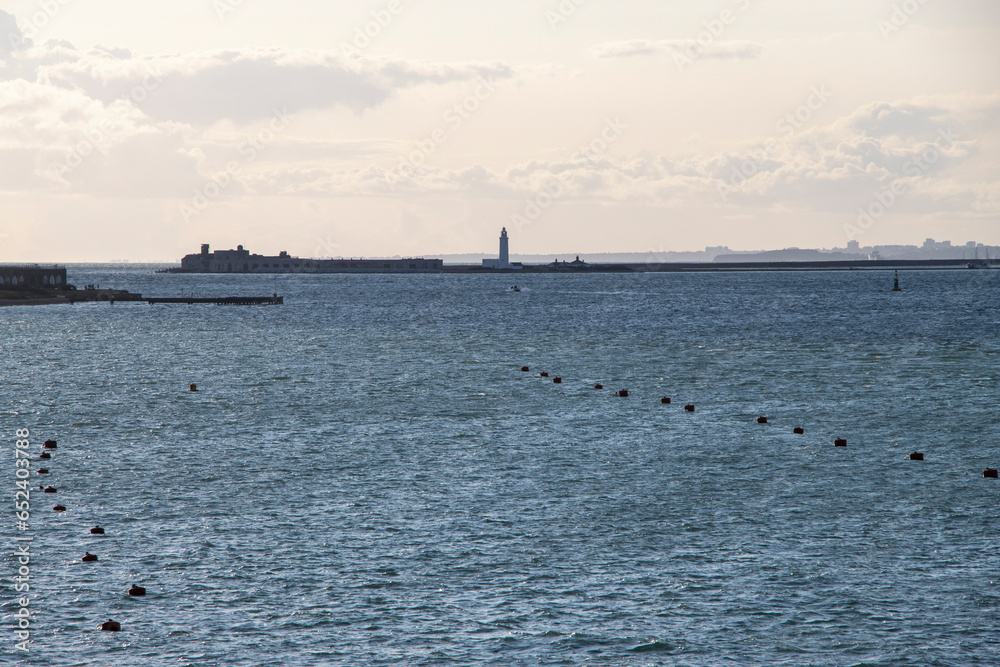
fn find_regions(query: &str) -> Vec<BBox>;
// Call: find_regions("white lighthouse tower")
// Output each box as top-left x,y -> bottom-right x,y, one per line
482,227 -> 521,269
499,227 -> 509,266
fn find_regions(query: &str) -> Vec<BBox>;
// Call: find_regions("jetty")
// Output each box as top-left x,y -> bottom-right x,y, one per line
146,295 -> 283,305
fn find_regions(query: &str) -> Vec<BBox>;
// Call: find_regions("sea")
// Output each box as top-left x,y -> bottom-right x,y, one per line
2,266 -> 998,666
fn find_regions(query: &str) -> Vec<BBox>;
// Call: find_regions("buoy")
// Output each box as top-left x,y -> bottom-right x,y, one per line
540,372 -> 549,378
757,416 -> 768,424
43,486 -> 57,493
82,553 -> 98,562
189,383 -> 198,391
909,452 -> 924,461
53,505 -> 66,511
617,389 -> 629,397
984,468 -> 999,478
594,384 -> 603,390
90,526 -> 105,535
793,427 -> 804,434
660,397 -> 671,404
892,270 -> 901,292
37,468 -> 49,474
834,438 -> 847,447
553,377 -> 562,384
520,366 -> 529,372
128,585 -> 146,596
39,452 -> 51,459
43,440 -> 57,449
100,619 -> 121,632
684,404 -> 695,412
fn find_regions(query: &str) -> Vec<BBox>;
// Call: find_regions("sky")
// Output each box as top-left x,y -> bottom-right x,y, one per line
0,0 -> 998,261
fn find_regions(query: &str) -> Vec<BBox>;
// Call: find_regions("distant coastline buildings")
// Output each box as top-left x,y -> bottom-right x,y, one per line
178,245 -> 443,273
0,265 -> 66,287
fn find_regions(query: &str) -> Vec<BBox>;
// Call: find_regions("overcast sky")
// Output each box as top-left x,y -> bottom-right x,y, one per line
1,0 -> 998,261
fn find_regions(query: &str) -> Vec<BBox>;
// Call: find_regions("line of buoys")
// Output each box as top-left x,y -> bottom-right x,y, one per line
40,435 -> 150,636
512,366 -> 993,479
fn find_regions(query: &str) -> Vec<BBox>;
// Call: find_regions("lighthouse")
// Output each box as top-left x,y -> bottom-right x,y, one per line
482,227 -> 521,269
499,227 -> 509,266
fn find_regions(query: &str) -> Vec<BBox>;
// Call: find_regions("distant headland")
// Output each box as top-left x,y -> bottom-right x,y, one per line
159,232 -> 996,275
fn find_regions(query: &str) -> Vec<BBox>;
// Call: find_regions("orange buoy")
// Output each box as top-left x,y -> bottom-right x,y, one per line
100,619 -> 121,632
834,438 -> 847,447
660,397 -> 671,404
53,505 -> 66,511
594,384 -> 603,390
684,404 -> 695,412
43,440 -> 57,449
128,585 -> 146,596
189,383 -> 198,391
617,389 -> 629,397
757,416 -> 768,424
984,468 -> 999,478
553,377 -> 562,384
82,552 -> 98,562
793,427 -> 804,435
520,366 -> 529,372
90,526 -> 105,535
540,372 -> 549,378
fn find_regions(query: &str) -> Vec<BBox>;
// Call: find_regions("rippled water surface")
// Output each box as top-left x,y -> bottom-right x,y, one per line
3,267 -> 999,666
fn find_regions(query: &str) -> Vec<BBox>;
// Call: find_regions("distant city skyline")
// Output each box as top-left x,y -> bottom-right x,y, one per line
1,1 -> 998,261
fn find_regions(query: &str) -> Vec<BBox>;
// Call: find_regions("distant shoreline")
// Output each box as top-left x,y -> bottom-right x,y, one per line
155,258 -> 994,274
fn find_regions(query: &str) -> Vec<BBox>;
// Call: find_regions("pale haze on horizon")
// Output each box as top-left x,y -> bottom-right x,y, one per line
0,0 -> 998,262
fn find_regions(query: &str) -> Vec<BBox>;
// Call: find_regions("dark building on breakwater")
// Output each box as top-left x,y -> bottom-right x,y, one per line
0,266 -> 67,287
178,245 -> 443,273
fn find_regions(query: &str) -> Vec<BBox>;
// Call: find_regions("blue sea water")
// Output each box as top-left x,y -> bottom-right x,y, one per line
2,266 -> 999,666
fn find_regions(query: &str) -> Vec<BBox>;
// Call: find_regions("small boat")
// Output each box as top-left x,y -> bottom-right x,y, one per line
511,285 -> 521,292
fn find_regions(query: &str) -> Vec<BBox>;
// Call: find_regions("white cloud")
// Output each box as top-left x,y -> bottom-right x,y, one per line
592,39 -> 763,61
212,96 -> 997,223
29,46 -> 512,125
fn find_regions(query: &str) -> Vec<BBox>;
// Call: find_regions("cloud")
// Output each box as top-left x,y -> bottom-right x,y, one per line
0,13 -> 516,197
218,96 -> 997,222
592,39 -> 763,61
30,46 -> 511,125
0,10 -> 28,54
